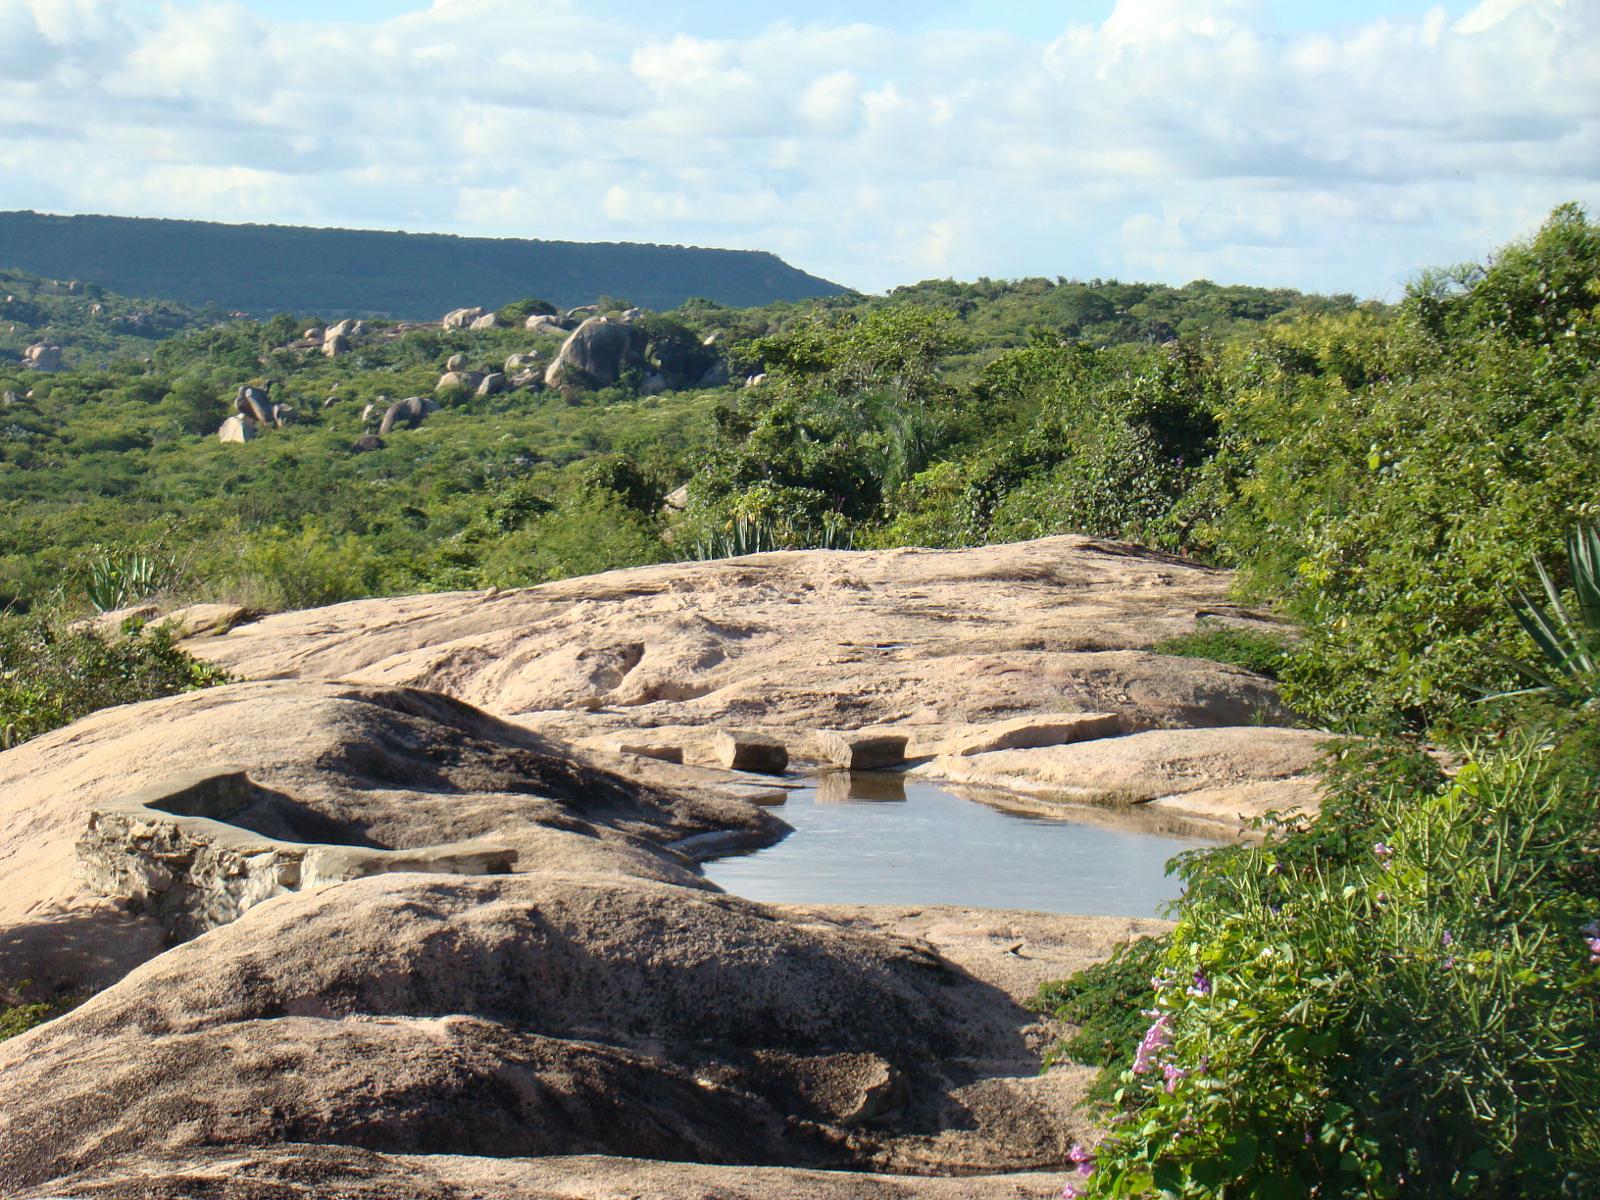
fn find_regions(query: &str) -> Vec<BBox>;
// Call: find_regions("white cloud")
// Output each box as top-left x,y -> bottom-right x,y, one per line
0,0 -> 1596,295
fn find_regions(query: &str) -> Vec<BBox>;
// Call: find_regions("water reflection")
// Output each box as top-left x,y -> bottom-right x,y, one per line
703,775 -> 1218,917
815,771 -> 907,804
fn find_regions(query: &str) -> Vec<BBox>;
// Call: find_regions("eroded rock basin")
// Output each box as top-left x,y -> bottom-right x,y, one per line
704,775 -> 1217,917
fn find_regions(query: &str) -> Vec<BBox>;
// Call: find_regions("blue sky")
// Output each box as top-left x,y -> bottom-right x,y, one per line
3,0 -> 1596,297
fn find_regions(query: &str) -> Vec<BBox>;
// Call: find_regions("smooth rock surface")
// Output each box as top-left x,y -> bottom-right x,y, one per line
187,536 -> 1316,825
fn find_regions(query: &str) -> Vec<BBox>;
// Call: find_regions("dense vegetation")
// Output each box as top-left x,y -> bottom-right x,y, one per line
0,211 -> 845,318
0,268 -> 210,369
2,206 -> 1597,1194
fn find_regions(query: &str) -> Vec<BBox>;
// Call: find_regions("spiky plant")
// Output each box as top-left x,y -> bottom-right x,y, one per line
1490,524 -> 1600,709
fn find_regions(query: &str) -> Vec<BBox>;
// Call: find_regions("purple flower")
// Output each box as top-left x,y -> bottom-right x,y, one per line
1162,1062 -> 1189,1092
1187,970 -> 1212,997
1372,842 -> 1393,870
1587,935 -> 1600,964
1061,1182 -> 1085,1200
1442,956 -> 1456,970
1441,931 -> 1454,948
1132,1013 -> 1173,1075
1068,1144 -> 1096,1177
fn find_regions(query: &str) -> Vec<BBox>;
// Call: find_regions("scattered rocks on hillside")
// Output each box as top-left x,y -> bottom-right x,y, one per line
469,312 -> 499,331
22,342 -> 62,371
620,307 -> 645,322
322,332 -> 350,358
325,319 -> 365,342
442,306 -> 487,330
446,353 -> 467,371
544,316 -> 646,390
525,314 -> 570,335
475,372 -> 507,398
503,352 -> 538,371
566,304 -> 599,319
378,395 -> 439,435
352,434 -> 386,453
745,372 -> 767,387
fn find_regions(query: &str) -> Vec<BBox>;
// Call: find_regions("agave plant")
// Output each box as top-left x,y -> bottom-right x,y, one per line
1488,524 -> 1600,708
85,551 -> 159,614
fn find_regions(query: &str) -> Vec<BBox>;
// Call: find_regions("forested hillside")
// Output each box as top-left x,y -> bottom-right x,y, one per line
0,211 -> 845,318
4,205 -> 1596,735
0,269 -> 211,369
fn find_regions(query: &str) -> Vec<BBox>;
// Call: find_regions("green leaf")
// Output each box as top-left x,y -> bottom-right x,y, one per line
1226,1133 -> 1259,1171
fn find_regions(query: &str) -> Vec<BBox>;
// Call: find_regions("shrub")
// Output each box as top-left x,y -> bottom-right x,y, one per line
0,612 -> 229,749
1153,623 -> 1295,680
1059,737 -> 1600,1199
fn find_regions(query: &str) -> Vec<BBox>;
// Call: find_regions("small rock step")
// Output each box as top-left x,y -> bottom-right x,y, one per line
712,730 -> 789,775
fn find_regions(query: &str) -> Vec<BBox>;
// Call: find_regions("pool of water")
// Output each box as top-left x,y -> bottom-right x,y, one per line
701,773 -> 1218,917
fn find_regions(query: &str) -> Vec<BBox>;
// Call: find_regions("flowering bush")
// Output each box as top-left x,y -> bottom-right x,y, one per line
1059,737 -> 1600,1198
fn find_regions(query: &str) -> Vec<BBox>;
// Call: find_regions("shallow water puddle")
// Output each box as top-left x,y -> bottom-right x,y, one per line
702,774 -> 1218,917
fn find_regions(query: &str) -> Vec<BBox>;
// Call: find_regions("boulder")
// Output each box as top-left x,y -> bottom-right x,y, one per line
744,373 -> 767,388
446,353 -> 468,371
322,332 -> 350,358
711,730 -> 789,775
469,313 -> 499,331
509,369 -> 543,391
325,319 -> 364,342
216,414 -> 256,444
663,483 -> 690,511
153,604 -> 253,639
270,403 -> 296,428
620,307 -> 645,322
1,389 -> 19,406
234,383 -> 276,425
566,304 -> 599,319
352,434 -> 386,453
525,314 -> 569,335
476,372 -> 507,398
442,306 -> 487,330
321,395 -> 339,409
378,395 -> 439,436
809,731 -> 909,771
544,317 -> 647,390
303,327 -> 324,342
642,372 -> 668,395
504,352 -> 538,371
437,370 -> 484,394
22,342 -> 62,371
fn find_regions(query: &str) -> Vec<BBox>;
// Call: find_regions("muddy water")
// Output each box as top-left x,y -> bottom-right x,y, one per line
702,773 -> 1218,917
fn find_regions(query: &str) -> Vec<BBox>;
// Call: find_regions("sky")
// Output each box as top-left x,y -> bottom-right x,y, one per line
2,0 -> 1597,298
